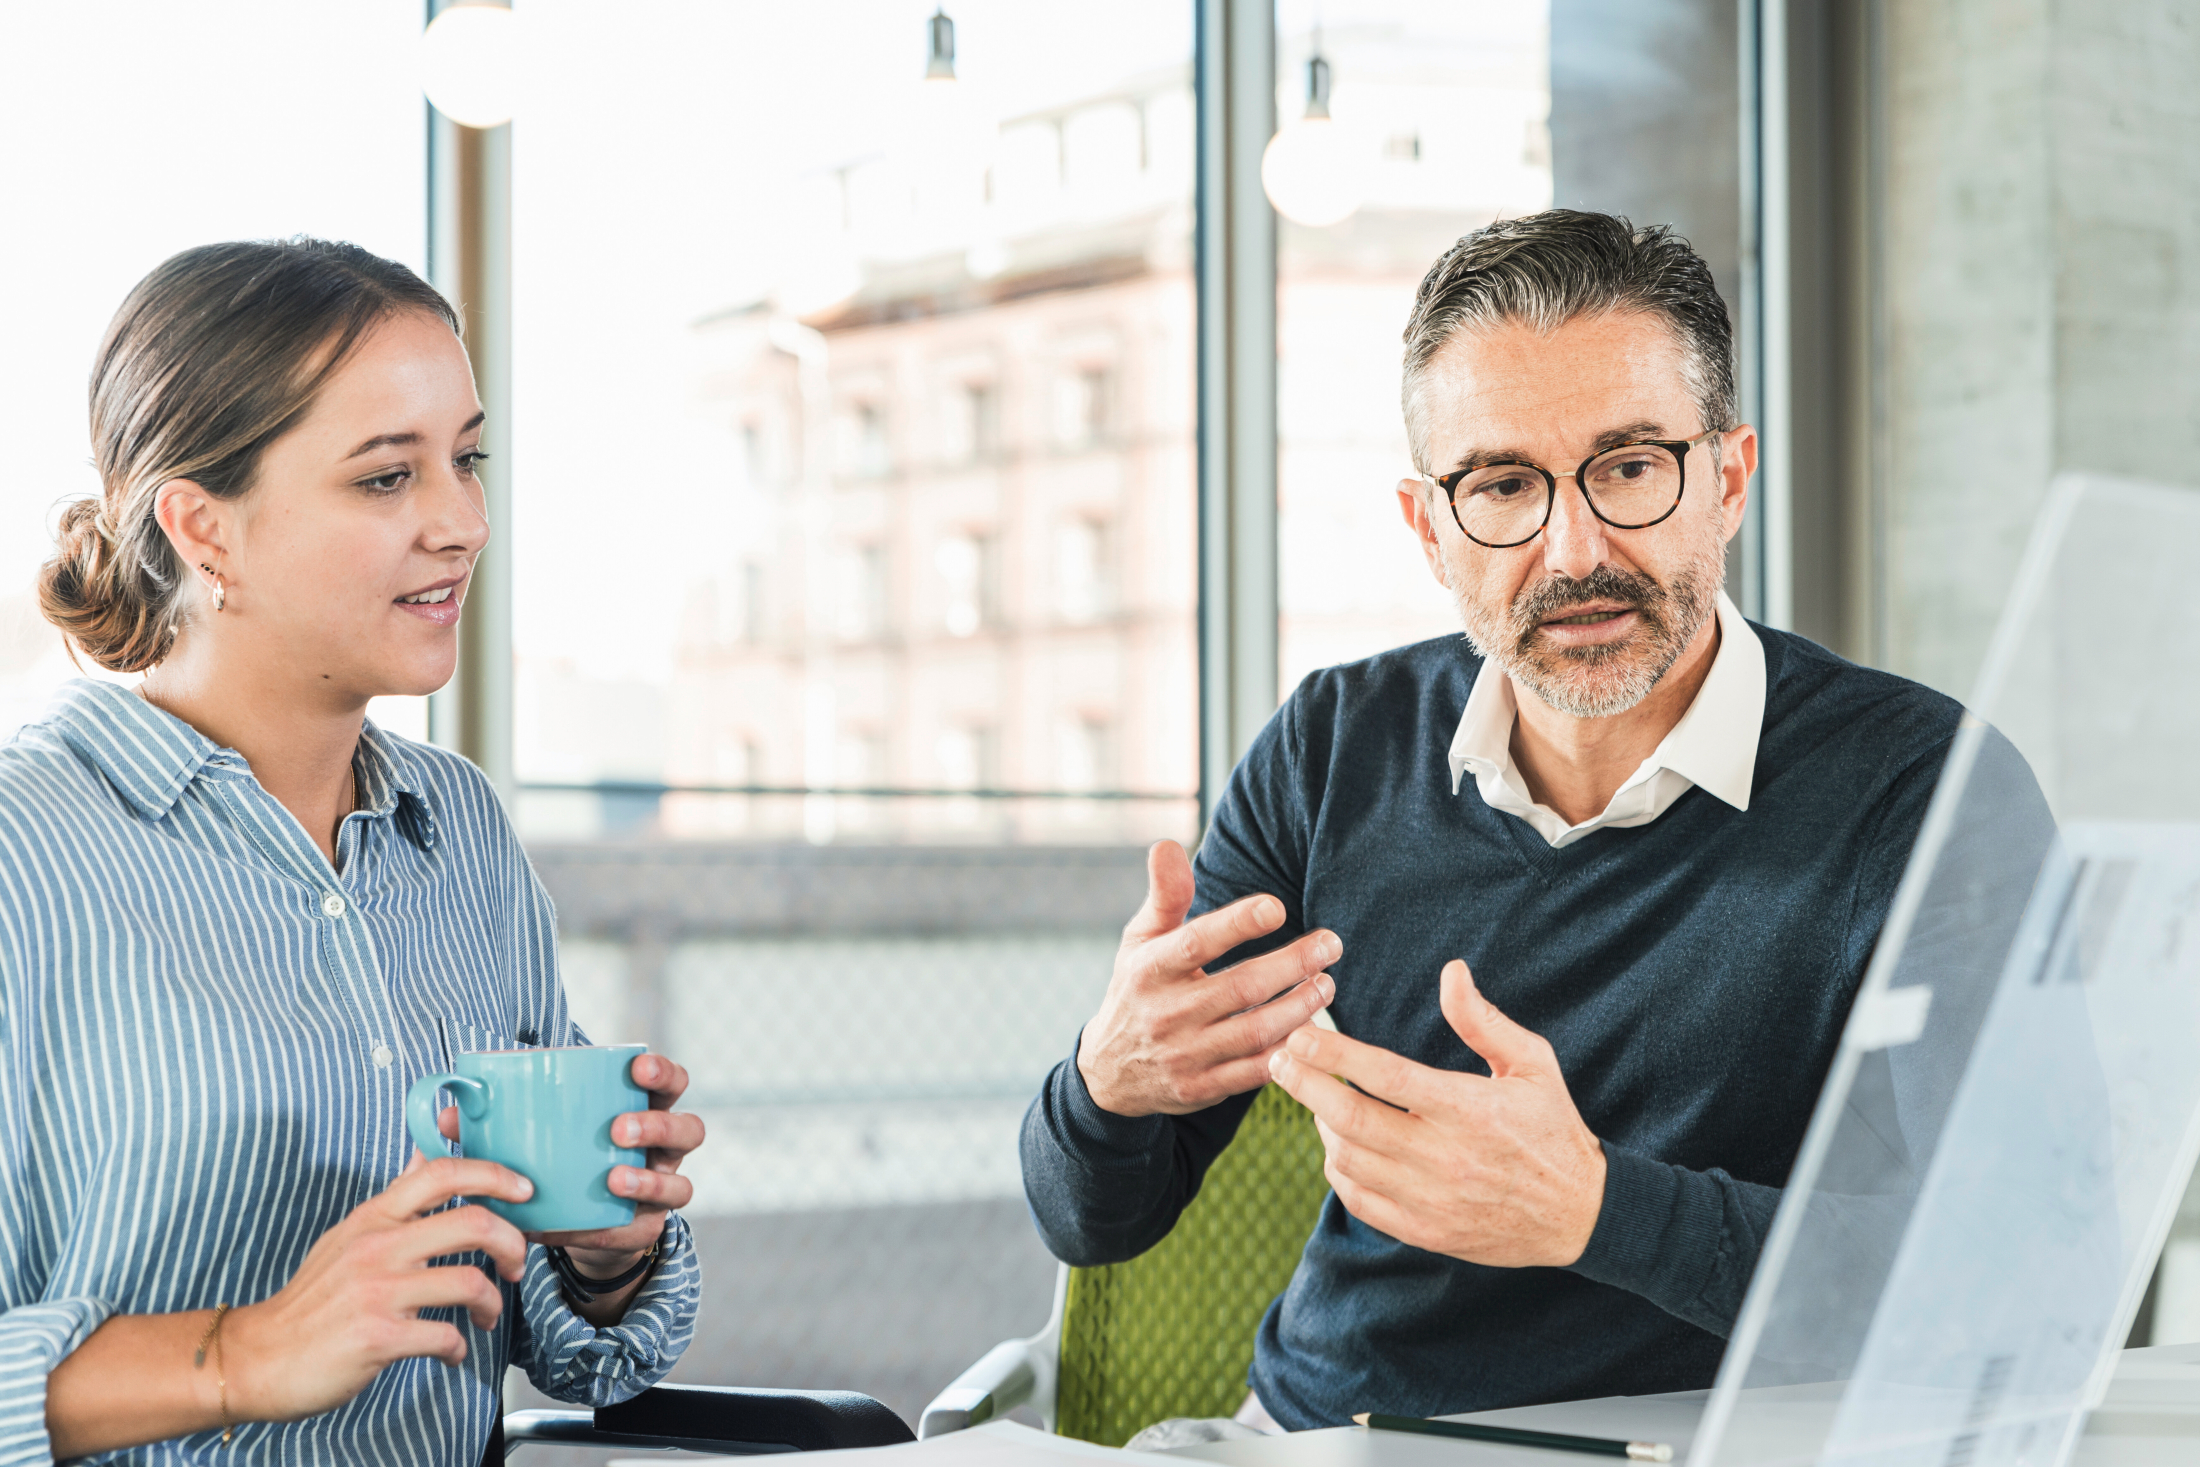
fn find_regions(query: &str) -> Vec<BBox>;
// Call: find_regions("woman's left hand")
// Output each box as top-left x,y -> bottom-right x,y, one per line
436,1051 -> 705,1276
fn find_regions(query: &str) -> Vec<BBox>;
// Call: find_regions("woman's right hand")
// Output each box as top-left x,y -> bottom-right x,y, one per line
223,1154 -> 533,1423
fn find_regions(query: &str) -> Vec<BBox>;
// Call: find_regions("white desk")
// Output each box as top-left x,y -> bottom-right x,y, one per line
1168,1344 -> 2200,1467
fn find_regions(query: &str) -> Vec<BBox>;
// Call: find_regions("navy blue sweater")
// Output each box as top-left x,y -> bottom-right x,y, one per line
1021,626 -> 1980,1428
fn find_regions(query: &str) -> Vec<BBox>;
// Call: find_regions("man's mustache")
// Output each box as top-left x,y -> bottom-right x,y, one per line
1508,566 -> 1669,642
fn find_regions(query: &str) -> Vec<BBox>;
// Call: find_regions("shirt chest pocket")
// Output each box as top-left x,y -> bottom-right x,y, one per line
438,1016 -> 525,1069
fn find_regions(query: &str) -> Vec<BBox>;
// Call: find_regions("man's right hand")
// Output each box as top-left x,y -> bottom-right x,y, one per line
1076,840 -> 1340,1117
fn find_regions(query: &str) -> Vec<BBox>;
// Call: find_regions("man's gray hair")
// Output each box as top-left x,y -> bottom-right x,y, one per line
1400,210 -> 1737,474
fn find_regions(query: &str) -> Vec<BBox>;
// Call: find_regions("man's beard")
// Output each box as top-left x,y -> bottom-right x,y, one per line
1451,538 -> 1725,719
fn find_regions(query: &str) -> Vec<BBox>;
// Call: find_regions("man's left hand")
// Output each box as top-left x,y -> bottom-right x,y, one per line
1267,960 -> 1605,1268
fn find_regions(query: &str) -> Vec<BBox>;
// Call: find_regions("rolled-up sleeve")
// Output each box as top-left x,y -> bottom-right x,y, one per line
0,1297 -> 115,1467
511,1211 -> 702,1406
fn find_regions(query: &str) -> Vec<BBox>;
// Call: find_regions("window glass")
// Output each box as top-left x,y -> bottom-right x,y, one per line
0,0 -> 427,740
1271,0 -> 1554,692
511,0 -> 1196,1426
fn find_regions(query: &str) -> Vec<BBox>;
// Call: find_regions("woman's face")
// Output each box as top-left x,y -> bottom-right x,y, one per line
214,310 -> 490,702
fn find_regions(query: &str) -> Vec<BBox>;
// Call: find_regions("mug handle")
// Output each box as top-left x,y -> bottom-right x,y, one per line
405,1072 -> 490,1160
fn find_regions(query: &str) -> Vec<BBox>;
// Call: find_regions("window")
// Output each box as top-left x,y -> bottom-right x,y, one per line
839,401 -> 893,478
1053,365 -> 1114,448
1056,715 -> 1114,793
834,542 -> 890,643
936,532 -> 997,638
1055,517 -> 1114,624
1273,0 -> 1555,687
0,1 -> 425,742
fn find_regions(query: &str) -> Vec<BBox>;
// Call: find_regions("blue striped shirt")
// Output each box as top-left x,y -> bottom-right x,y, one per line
0,680 -> 699,1466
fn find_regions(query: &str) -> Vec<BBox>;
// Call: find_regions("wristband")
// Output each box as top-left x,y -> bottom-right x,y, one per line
547,1239 -> 660,1305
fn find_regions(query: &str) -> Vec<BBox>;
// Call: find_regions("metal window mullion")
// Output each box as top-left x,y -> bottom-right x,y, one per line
1195,0 -> 1278,834
423,0 -> 515,798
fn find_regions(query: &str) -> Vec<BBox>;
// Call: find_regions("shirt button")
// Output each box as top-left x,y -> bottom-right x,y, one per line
371,1044 -> 394,1069
322,891 -> 347,918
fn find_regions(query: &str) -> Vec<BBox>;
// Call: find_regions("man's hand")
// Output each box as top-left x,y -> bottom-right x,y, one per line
1267,958 -> 1606,1268
1076,840 -> 1339,1117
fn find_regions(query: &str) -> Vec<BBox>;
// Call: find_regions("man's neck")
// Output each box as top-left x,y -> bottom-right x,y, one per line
138,638 -> 366,869
1507,611 -> 1722,827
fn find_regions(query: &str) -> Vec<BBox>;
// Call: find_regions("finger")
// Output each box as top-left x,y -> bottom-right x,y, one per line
437,1105 -> 460,1143
1283,1025 -> 1444,1113
1216,931 -> 1339,1017
1440,959 -> 1556,1080
1122,840 -> 1197,945
1318,1150 -> 1422,1248
380,1156 -> 534,1222
392,1203 -> 530,1280
610,1164 -> 694,1211
1150,895 -> 1307,982
386,1319 -> 471,1370
1210,972 -> 1335,1058
631,1053 -> 690,1107
612,1108 -> 706,1154
1269,1047 -> 1420,1160
1312,1113 -> 1430,1201
391,1262 -> 509,1332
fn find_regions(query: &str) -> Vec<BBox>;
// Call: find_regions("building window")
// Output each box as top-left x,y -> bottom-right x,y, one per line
1055,716 -> 1113,793
1053,367 -> 1112,449
839,401 -> 891,478
835,542 -> 889,642
942,381 -> 999,465
936,532 -> 997,638
935,723 -> 999,792
1055,517 -> 1113,624
737,561 -> 768,645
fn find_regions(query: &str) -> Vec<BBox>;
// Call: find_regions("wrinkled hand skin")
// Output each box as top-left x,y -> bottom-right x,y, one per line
1267,958 -> 1607,1269
1076,840 -> 1339,1117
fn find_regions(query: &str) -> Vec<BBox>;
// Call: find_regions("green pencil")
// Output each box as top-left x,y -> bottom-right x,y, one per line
1353,1412 -> 1675,1463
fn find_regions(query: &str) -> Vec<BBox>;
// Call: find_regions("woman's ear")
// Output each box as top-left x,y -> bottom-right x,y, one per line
152,479 -> 230,591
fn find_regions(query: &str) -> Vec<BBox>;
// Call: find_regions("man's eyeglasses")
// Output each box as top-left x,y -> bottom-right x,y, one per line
1423,428 -> 1723,549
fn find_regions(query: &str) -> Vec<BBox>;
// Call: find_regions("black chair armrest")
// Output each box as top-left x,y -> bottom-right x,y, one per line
501,1384 -> 915,1458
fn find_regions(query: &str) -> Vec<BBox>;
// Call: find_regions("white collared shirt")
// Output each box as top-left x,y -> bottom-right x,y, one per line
1447,590 -> 1766,848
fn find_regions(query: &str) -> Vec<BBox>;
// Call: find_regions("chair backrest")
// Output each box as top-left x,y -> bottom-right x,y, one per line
1054,1083 -> 1330,1446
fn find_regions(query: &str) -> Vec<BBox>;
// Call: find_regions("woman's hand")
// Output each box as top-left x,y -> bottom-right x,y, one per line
224,1155 -> 532,1423
435,1051 -> 705,1316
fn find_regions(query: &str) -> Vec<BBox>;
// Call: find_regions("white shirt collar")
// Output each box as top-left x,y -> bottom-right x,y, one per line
1446,590 -> 1766,849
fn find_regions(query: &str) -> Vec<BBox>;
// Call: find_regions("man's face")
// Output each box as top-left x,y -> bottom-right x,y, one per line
1398,309 -> 1755,719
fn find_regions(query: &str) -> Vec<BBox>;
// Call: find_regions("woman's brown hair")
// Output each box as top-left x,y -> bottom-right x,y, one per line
39,238 -> 460,672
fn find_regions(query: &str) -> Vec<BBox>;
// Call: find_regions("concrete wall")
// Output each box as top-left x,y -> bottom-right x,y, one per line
1877,0 -> 2200,697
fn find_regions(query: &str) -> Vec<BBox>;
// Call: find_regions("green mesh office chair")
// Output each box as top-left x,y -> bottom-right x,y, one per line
919,1082 -> 1330,1446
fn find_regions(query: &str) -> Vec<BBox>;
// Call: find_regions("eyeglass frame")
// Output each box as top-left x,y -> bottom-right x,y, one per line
1421,427 -> 1726,549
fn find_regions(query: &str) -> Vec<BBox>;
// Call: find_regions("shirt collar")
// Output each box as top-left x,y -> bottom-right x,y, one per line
1447,589 -> 1765,813
46,678 -> 439,848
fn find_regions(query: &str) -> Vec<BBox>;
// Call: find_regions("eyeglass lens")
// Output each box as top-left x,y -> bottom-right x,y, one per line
1451,444 -> 1685,545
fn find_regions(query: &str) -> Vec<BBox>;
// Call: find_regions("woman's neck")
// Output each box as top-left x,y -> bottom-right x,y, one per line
139,640 -> 364,869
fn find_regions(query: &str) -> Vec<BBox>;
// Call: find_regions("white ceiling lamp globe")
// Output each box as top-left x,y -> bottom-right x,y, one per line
1261,55 -> 1364,228
421,3 -> 517,130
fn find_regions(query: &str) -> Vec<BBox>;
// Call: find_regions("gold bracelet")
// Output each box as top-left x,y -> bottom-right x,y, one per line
192,1303 -> 233,1445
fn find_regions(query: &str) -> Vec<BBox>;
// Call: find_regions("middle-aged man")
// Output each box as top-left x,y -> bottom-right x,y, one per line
1020,209 -> 2025,1434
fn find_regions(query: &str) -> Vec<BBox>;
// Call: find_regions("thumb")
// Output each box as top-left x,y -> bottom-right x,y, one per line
1439,959 -> 1550,1080
1124,839 -> 1196,944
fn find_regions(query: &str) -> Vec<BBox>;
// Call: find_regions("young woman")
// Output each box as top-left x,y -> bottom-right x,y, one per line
0,239 -> 705,1464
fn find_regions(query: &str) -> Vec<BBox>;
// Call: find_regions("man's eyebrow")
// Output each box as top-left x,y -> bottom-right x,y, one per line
342,413 -> 487,461
1446,421 -> 1672,475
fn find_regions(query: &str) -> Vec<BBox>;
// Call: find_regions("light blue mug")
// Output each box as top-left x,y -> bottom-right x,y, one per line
405,1043 -> 648,1233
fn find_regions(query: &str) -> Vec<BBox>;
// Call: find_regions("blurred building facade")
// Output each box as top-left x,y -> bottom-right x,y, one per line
586,34 -> 1549,847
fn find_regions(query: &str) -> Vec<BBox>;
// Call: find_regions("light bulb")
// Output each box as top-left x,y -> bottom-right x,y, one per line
421,4 -> 516,130
1262,116 -> 1365,227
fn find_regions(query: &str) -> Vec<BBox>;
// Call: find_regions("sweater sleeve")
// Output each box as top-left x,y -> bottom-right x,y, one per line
1021,692 -> 1316,1267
